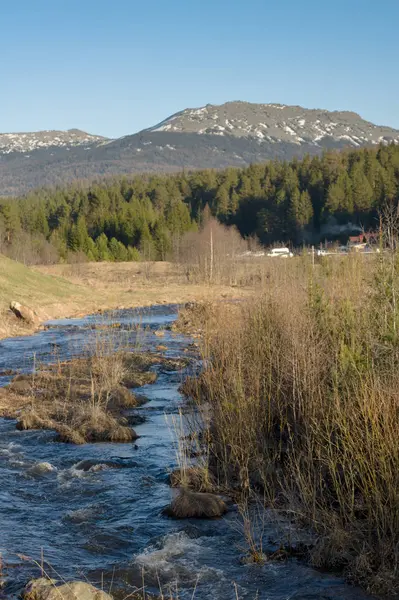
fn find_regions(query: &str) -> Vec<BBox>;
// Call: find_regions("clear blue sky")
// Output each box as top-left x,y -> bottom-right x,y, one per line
1,0 -> 398,138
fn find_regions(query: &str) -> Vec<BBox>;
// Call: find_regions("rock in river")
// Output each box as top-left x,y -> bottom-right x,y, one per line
163,488 -> 227,519
23,577 -> 113,600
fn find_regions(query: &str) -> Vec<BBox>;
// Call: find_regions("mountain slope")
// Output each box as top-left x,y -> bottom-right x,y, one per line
144,101 -> 399,147
0,129 -> 106,155
1,102 -> 398,195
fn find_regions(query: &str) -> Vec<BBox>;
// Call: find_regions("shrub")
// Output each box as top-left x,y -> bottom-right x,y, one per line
185,251 -> 399,594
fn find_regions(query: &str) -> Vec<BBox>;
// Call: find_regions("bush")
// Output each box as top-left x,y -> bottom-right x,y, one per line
185,250 -> 399,594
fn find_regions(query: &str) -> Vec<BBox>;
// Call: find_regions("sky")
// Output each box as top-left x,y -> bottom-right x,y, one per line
1,0 -> 398,138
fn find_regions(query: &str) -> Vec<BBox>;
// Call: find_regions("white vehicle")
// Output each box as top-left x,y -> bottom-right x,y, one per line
267,247 -> 294,258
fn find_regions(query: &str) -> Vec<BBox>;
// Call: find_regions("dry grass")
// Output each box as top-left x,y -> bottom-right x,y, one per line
33,260 -> 254,317
181,250 -> 399,595
0,254 -> 92,339
1,341 -> 161,443
169,466 -> 216,493
1,243 -> 313,342
0,255 -> 256,340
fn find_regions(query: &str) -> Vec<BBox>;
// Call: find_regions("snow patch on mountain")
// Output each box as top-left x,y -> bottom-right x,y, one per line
144,101 -> 399,148
0,129 -> 106,154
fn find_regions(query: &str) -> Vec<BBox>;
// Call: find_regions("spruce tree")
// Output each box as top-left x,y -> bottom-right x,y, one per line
95,233 -> 110,261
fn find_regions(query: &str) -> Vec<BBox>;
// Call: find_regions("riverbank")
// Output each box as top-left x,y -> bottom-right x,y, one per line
2,254 -> 393,596
0,304 -> 374,600
179,251 -> 399,596
0,256 -> 252,340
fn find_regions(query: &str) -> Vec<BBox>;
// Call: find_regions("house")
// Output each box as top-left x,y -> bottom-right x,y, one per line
349,232 -> 378,245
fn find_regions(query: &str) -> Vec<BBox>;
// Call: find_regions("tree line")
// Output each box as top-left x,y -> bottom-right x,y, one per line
0,143 -> 398,264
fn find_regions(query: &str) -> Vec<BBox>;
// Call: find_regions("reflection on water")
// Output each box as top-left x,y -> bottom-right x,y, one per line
0,306 -> 375,599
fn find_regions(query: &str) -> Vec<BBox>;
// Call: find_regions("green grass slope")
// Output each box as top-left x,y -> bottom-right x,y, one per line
0,255 -> 86,311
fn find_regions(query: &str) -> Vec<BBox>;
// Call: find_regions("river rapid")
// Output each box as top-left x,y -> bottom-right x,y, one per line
0,305 -> 376,600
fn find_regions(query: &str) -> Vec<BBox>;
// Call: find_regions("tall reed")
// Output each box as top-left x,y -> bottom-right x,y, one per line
187,250 -> 399,594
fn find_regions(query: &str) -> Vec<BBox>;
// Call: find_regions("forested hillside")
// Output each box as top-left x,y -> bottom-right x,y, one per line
2,101 -> 399,196
0,144 -> 398,264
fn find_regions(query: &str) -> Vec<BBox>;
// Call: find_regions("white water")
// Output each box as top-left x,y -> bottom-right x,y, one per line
0,306 -> 376,599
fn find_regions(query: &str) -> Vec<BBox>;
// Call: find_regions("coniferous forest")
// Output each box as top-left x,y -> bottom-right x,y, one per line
0,144 -> 398,264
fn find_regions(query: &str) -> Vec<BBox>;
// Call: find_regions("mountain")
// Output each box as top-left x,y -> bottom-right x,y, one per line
1,102 -> 398,195
144,101 -> 399,147
0,129 -> 106,154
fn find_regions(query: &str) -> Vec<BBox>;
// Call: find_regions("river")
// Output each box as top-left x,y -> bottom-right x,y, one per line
0,305 -> 375,599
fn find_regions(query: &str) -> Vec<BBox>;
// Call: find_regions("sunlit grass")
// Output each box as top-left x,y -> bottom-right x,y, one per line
185,250 -> 399,595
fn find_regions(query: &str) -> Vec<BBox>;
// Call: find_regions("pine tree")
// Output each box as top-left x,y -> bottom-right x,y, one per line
153,221 -> 171,260
34,206 -> 50,238
86,238 -> 99,262
292,190 -> 313,228
127,246 -> 141,261
95,233 -> 110,261
325,172 -> 353,217
3,143 -> 399,260
0,202 -> 21,243
215,186 -> 230,218
351,165 -> 374,213
68,215 -> 90,253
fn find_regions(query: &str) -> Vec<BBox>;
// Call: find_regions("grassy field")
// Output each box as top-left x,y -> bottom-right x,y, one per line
34,261 -> 254,312
0,255 -> 86,307
0,255 -> 92,337
0,257 -> 253,339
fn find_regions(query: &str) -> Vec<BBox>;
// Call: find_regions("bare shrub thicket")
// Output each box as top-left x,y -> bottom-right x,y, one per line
176,216 -> 249,285
0,230 -> 60,265
184,212 -> 399,594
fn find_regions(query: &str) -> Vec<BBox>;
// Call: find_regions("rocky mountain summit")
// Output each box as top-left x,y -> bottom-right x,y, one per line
0,129 -> 106,154
1,102 -> 398,195
145,101 -> 399,147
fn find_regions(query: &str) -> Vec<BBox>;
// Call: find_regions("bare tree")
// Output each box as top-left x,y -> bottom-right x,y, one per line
177,216 -> 248,285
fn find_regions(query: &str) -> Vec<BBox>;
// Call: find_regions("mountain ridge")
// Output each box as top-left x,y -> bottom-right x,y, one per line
142,101 -> 399,147
0,129 -> 106,154
1,101 -> 398,195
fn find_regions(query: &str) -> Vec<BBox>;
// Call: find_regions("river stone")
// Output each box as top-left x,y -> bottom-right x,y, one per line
23,577 -> 113,600
163,488 -> 227,519
10,301 -> 38,325
75,459 -> 138,471
27,462 -> 56,475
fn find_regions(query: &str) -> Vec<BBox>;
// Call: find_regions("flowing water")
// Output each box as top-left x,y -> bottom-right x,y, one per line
0,306 -> 375,599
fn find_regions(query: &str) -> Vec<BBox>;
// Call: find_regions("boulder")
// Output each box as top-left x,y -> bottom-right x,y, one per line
10,301 -> 38,325
23,578 -> 113,600
163,488 -> 227,519
74,458 -> 138,471
27,462 -> 56,475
